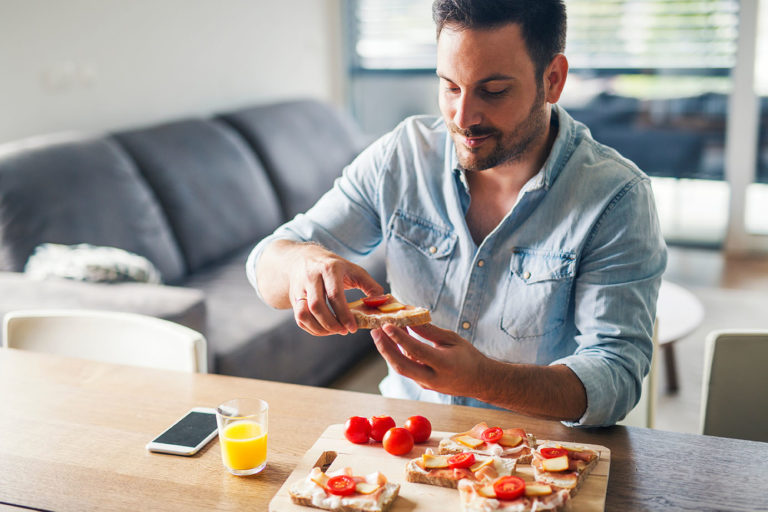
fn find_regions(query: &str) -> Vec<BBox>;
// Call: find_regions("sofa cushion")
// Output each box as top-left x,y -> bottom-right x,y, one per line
114,119 -> 282,273
182,248 -> 375,385
0,271 -> 206,344
0,135 -> 186,282
218,99 -> 367,219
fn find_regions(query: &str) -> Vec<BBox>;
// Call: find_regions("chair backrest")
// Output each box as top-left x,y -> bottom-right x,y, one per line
618,320 -> 659,428
2,309 -> 207,373
700,330 -> 768,442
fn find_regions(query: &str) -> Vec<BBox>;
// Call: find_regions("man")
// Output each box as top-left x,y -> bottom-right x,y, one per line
247,0 -> 666,427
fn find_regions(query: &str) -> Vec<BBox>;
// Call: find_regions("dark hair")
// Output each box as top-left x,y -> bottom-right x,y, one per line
432,0 -> 566,78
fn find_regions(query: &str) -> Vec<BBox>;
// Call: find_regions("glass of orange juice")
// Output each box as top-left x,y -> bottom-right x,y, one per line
216,398 -> 268,476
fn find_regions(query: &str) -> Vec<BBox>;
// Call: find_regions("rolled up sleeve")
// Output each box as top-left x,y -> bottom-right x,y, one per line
554,177 -> 666,427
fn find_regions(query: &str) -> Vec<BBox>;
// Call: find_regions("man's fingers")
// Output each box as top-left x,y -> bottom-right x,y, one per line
407,323 -> 458,346
347,265 -> 385,298
371,328 -> 433,383
382,324 -> 436,363
306,281 -> 347,335
324,272 -> 358,333
292,297 -> 328,336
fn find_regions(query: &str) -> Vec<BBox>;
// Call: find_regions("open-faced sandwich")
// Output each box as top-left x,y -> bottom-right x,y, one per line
458,475 -> 571,512
405,449 -> 517,488
530,441 -> 600,496
439,422 -> 536,463
347,294 -> 431,329
288,466 -> 400,512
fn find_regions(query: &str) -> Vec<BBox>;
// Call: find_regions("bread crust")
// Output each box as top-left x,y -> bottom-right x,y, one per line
404,459 -> 460,488
352,308 -> 431,329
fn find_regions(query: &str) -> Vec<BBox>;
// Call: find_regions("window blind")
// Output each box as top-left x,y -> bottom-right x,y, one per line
350,0 -> 740,71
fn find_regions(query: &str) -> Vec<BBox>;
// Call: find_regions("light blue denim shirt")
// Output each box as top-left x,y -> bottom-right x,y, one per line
247,105 -> 666,427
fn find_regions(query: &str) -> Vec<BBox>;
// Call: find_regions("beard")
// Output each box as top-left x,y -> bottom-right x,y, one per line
450,85 -> 549,173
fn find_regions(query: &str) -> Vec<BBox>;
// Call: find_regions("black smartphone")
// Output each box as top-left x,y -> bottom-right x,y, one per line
146,407 -> 218,456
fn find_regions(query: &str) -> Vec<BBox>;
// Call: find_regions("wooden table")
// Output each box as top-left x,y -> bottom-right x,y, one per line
1,349 -> 766,512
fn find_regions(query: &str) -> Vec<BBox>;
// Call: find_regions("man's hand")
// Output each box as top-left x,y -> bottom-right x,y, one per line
371,323 -> 587,422
257,240 -> 384,336
371,323 -> 488,397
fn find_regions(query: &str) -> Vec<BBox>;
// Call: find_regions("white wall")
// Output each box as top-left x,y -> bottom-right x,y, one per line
0,0 -> 344,143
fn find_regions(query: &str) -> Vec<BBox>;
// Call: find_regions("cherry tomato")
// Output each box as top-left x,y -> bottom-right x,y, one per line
447,452 -> 476,469
326,475 -> 356,496
362,295 -> 390,307
493,475 -> 526,501
404,415 -> 432,443
481,427 -> 504,444
540,447 -> 568,459
369,415 -> 396,442
344,416 -> 371,444
382,427 -> 414,455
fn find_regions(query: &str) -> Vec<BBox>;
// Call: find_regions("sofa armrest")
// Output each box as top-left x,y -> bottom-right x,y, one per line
0,272 -> 207,341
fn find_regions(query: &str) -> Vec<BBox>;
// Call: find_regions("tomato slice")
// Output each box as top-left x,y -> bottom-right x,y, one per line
362,295 -> 390,307
481,427 -> 504,444
540,447 -> 568,459
493,475 -> 526,501
326,475 -> 357,496
447,452 -> 476,469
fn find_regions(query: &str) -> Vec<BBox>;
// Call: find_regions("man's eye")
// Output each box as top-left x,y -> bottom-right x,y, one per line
483,89 -> 508,97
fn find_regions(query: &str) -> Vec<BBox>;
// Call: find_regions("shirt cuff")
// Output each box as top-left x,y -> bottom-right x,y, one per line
245,232 -> 302,306
550,355 -> 621,427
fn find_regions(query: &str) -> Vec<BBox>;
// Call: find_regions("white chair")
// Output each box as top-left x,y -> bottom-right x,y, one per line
2,309 -> 207,373
618,320 -> 659,428
700,330 -> 768,442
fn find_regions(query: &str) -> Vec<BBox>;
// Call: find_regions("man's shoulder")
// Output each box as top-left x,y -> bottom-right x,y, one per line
560,108 -> 648,183
369,114 -> 448,164
393,114 -> 447,142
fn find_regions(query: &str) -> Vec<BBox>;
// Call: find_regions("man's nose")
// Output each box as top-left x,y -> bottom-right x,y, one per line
453,92 -> 483,130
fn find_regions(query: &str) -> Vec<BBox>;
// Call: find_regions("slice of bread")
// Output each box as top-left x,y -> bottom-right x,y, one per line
405,453 -> 516,489
405,458 -> 464,488
349,295 -> 431,329
457,478 -> 571,512
531,442 -> 600,496
288,468 -> 400,512
288,483 -> 400,512
438,424 -> 536,463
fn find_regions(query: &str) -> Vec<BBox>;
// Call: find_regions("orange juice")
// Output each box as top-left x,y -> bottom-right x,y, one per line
219,420 -> 267,471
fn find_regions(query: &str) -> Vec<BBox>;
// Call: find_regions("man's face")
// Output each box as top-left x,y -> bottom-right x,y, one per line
437,23 -> 549,172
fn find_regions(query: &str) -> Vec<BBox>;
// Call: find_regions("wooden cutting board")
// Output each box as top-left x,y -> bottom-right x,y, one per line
269,424 -> 610,511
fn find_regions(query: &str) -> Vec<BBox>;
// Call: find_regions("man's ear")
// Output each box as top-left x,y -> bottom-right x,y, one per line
543,53 -> 568,104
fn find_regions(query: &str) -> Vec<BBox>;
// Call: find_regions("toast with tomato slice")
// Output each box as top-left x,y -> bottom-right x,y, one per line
347,294 -> 431,329
530,441 -> 600,496
458,476 -> 571,512
405,449 -> 516,488
288,466 -> 400,512
438,422 -> 536,463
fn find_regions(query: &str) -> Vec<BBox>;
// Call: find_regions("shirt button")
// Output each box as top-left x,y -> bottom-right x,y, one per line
523,271 -> 531,279
477,260 -> 485,267
429,246 -> 437,254
462,321 -> 471,330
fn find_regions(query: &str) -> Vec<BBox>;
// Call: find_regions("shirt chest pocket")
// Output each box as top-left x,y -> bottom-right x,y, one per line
386,210 -> 457,310
501,248 -> 576,340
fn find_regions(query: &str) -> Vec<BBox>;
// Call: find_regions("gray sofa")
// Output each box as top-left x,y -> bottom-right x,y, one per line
0,99 -> 382,385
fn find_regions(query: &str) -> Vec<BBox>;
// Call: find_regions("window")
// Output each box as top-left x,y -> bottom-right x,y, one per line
346,0 -> 764,249
351,0 -> 434,69
747,0 -> 768,235
350,0 -> 739,72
